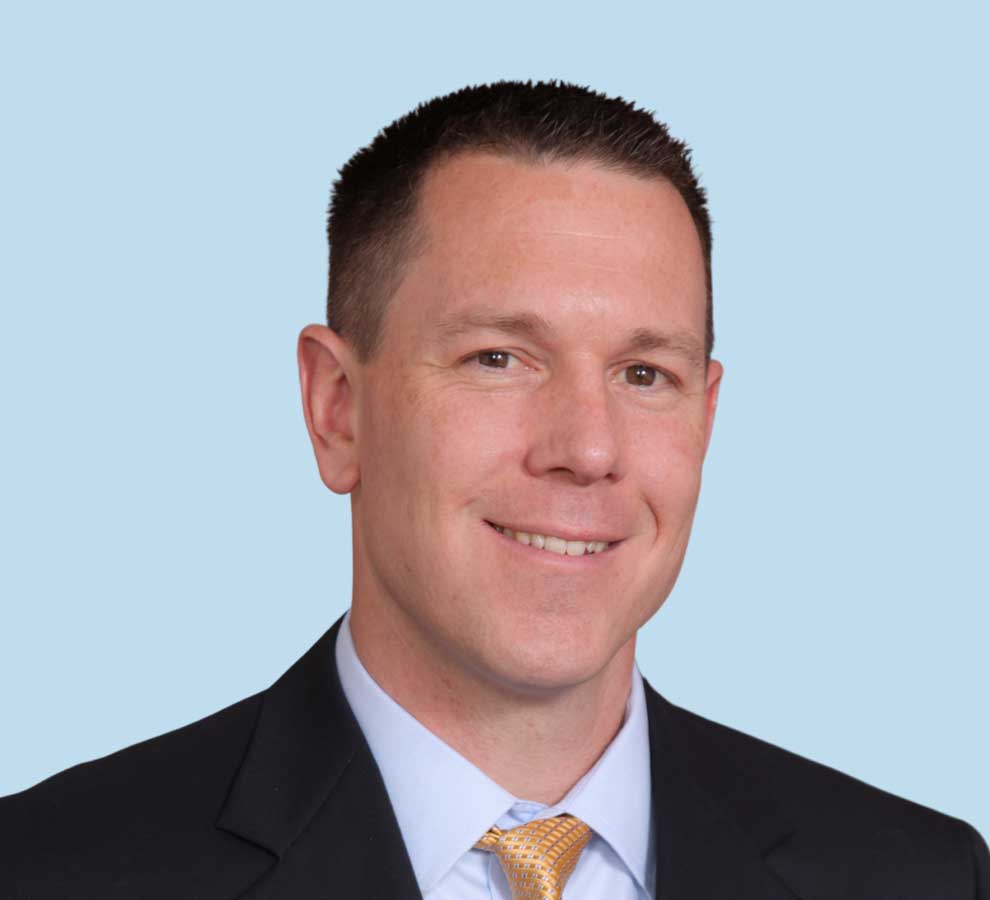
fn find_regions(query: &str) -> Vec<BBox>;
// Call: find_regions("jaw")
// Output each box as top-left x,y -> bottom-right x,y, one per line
348,496 -> 685,695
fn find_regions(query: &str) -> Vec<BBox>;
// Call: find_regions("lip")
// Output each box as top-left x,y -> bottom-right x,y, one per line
483,519 -> 624,545
484,519 -> 623,563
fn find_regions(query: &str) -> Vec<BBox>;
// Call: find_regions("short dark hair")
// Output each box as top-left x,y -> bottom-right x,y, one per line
326,80 -> 714,361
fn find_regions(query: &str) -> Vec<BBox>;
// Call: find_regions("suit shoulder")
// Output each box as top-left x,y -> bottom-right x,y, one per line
1,691 -> 263,813
0,692 -> 268,895
666,698 -> 964,825
660,695 -> 989,884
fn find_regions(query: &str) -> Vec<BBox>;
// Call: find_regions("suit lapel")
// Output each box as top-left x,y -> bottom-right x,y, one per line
646,682 -> 803,899
214,621 -> 808,899
216,618 -> 421,899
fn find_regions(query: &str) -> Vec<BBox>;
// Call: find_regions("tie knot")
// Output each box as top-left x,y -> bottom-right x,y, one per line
474,814 -> 593,900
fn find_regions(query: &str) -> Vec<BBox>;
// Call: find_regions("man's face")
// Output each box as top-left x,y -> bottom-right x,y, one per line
349,153 -> 721,693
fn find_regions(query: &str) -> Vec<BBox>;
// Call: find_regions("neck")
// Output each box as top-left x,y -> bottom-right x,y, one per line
348,595 -> 635,805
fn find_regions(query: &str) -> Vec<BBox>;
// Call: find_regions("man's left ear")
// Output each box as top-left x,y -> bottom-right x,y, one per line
703,359 -> 723,455
297,324 -> 361,494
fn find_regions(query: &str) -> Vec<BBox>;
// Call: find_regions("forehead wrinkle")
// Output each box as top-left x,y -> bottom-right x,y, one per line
496,229 -> 635,276
509,229 -> 627,240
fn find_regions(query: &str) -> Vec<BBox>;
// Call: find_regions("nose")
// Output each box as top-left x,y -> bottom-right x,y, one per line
522,363 -> 624,486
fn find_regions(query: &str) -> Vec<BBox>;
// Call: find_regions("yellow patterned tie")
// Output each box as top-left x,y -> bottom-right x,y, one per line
474,814 -> 593,900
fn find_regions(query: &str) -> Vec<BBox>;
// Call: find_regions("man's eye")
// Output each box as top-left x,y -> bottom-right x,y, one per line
623,363 -> 666,388
472,350 -> 517,369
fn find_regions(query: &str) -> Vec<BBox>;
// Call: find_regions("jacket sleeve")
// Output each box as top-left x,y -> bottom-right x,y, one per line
963,821 -> 990,900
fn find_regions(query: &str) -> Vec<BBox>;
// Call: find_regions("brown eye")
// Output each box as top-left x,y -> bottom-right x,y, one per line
477,350 -> 512,369
625,364 -> 659,387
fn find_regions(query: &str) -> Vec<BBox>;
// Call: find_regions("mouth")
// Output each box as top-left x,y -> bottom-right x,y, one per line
484,520 -> 620,558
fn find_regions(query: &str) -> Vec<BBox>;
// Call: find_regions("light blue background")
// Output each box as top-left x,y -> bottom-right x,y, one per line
1,1 -> 986,840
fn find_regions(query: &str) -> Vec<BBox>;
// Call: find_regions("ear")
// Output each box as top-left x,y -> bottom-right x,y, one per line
702,358 -> 723,455
297,324 -> 361,494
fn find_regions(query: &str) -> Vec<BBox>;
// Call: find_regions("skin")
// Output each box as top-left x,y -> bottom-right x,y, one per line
298,153 -> 722,803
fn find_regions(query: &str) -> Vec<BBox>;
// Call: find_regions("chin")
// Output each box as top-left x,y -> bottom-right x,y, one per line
479,630 -> 628,695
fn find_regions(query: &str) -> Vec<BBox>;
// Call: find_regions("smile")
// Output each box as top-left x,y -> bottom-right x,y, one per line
485,521 -> 615,556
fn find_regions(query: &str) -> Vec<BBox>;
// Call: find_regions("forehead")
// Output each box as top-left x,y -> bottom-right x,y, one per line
385,152 -> 707,346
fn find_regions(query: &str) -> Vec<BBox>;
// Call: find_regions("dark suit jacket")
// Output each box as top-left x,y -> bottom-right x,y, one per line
2,617 -> 987,898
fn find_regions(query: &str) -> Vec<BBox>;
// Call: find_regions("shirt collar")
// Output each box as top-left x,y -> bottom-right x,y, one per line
540,662 -> 653,896
335,610 -> 653,895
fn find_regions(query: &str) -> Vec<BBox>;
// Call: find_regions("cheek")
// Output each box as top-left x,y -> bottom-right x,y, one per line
366,383 -> 526,514
415,389 -> 527,483
626,412 -> 708,504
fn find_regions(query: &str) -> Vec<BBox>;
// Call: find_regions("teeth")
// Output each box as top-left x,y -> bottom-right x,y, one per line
491,523 -> 609,556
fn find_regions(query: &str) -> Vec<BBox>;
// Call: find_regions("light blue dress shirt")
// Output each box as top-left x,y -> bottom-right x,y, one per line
335,610 -> 656,899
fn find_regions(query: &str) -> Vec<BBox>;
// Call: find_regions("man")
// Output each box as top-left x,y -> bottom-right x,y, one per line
1,81 -> 986,898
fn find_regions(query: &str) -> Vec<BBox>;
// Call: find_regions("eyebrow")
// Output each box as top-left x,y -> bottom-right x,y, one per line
435,311 -> 553,343
623,327 -> 707,370
434,310 -> 708,369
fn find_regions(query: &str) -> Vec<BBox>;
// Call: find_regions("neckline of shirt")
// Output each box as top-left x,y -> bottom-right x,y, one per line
334,609 -> 653,895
